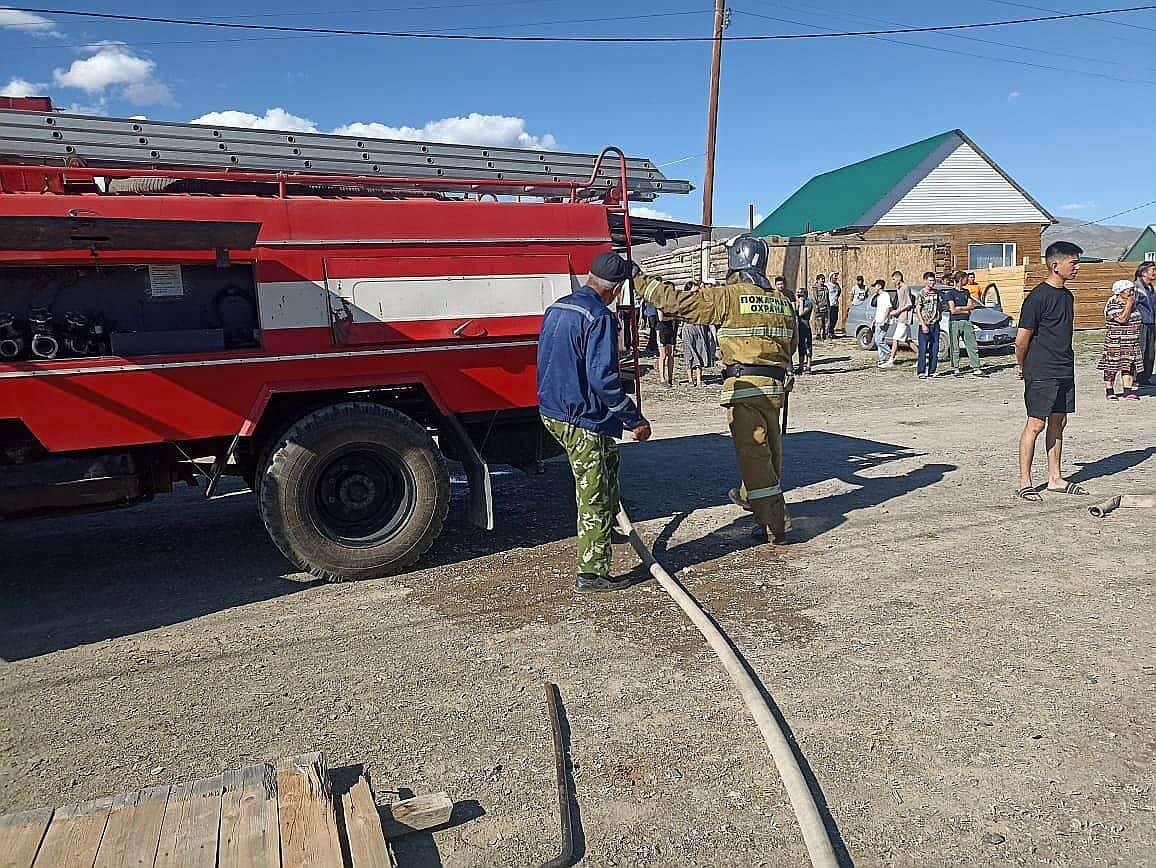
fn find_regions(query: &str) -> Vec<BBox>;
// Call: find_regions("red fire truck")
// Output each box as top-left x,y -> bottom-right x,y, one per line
0,97 -> 693,580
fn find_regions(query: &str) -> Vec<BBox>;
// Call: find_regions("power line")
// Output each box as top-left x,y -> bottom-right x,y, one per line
7,3 -> 1156,44
765,0 -> 1156,73
205,0 -> 565,19
1069,199 -> 1156,228
988,0 -> 1156,33
13,8 -> 715,50
735,7 -> 1156,85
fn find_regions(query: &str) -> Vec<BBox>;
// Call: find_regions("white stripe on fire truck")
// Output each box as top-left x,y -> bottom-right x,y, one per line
258,273 -> 579,331
0,339 -> 539,380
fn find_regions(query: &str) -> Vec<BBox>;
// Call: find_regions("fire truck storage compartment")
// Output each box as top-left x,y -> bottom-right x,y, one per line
0,263 -> 260,360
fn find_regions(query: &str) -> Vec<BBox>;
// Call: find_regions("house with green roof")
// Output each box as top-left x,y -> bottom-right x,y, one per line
1121,226 -> 1156,263
753,130 -> 1055,274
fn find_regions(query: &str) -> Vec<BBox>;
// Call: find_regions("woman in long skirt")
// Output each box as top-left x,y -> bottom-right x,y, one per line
1098,279 -> 1143,401
680,282 -> 717,386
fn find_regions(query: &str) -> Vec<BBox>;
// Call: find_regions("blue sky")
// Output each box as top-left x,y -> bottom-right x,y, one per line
2,0 -> 1155,230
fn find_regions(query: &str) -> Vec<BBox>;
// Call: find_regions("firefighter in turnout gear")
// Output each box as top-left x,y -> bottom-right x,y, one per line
633,235 -> 797,543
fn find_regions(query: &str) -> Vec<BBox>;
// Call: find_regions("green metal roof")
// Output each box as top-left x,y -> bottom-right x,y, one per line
753,131 -> 959,238
1122,226 -> 1156,261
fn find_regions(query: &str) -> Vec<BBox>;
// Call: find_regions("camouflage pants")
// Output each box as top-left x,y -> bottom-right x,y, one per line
542,417 -> 620,577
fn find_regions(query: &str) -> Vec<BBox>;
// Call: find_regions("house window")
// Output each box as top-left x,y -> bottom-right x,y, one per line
1145,251 -> 1156,262
968,243 -> 1017,269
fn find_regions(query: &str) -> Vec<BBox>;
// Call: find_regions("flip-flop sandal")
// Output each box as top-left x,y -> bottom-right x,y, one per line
1047,482 -> 1091,496
1015,487 -> 1043,502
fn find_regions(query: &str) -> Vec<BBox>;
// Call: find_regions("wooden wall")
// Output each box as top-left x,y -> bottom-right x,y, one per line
971,265 -> 1027,317
861,222 -> 1049,273
1024,262 -> 1138,329
971,261 -> 1139,329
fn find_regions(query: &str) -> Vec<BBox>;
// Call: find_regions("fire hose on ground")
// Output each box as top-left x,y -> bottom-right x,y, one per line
1088,493 -> 1156,518
613,507 -> 840,868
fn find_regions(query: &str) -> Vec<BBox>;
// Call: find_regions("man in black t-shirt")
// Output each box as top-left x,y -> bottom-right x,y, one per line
1014,240 -> 1089,501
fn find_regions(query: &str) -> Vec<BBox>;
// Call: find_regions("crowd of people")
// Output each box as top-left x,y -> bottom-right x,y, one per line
868,269 -> 988,378
633,266 -> 1001,382
538,238 -> 1150,592
628,258 -> 1156,402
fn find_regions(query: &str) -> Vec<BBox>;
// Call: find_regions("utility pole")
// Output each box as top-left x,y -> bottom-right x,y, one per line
700,0 -> 727,240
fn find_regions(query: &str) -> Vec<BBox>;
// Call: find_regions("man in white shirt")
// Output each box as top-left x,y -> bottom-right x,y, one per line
826,272 -> 842,338
850,275 -> 869,306
872,278 -> 893,366
882,270 -> 916,368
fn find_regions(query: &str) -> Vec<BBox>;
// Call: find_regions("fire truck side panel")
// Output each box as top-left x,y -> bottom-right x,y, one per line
1,342 -> 543,453
0,196 -> 611,454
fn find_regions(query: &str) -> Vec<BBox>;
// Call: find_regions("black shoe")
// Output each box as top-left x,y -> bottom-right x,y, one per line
610,529 -> 631,545
575,573 -> 635,593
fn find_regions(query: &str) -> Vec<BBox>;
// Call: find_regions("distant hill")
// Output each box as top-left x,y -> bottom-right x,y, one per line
1044,218 -> 1141,261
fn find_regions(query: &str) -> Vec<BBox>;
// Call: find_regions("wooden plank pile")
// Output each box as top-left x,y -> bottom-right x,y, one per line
0,752 -> 452,868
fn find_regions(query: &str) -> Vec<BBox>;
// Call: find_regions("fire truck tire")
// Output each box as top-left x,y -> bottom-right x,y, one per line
257,402 -> 449,582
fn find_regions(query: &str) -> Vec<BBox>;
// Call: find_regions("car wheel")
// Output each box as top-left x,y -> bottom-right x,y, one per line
856,328 -> 875,351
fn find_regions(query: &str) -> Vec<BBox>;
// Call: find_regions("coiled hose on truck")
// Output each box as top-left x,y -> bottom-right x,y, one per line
615,508 -> 839,868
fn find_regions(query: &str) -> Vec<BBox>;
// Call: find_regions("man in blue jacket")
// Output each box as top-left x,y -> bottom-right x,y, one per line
538,252 -> 652,592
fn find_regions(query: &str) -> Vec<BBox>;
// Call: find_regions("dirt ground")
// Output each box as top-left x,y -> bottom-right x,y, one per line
1,332 -> 1153,867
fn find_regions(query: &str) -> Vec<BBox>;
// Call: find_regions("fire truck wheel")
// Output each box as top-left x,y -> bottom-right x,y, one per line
257,402 -> 449,581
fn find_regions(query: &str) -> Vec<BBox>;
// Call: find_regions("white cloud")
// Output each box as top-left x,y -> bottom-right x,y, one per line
1007,90 -> 1021,103
190,107 -> 319,132
187,107 -> 558,151
629,205 -> 675,221
333,113 -> 557,149
0,7 -> 59,36
121,80 -> 174,106
0,77 -> 42,97
1060,201 -> 1095,211
53,43 -> 172,105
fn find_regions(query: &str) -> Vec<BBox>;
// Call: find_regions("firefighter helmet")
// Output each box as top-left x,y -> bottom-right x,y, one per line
727,235 -> 771,289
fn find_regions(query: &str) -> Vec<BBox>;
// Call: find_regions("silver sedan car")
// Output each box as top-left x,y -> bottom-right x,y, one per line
845,284 -> 1017,353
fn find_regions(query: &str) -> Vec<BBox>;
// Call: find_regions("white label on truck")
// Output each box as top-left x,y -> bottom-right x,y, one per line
147,265 -> 185,298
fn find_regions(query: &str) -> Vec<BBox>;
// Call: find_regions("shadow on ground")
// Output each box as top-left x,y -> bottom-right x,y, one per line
0,430 -> 941,660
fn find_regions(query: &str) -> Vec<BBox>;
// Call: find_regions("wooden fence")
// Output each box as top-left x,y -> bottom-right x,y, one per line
971,266 -> 1027,317
973,262 -> 1138,329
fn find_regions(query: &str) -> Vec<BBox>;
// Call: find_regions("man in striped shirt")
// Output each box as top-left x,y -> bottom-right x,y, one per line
634,236 -> 798,544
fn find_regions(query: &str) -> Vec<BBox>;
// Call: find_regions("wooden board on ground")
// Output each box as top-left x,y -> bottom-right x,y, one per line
1,752 -> 402,868
0,807 -> 54,868
338,775 -> 395,868
275,753 -> 344,868
32,797 -> 113,868
380,792 -> 453,839
93,786 -> 170,868
154,776 -> 224,868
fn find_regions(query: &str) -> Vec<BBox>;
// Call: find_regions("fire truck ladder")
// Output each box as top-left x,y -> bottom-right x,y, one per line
0,108 -> 692,201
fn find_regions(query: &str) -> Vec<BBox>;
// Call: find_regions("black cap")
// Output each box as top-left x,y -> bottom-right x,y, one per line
590,251 -> 632,284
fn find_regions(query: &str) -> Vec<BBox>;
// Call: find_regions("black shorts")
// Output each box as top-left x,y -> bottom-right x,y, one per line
1025,378 -> 1075,419
656,319 -> 677,346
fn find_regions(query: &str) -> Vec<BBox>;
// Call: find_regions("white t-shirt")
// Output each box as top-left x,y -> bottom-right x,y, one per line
873,290 -> 893,325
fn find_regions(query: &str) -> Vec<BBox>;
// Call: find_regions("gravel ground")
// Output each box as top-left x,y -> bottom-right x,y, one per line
1,332 -> 1153,867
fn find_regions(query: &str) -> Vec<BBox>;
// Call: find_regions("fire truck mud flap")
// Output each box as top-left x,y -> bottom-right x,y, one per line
438,413 -> 495,532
